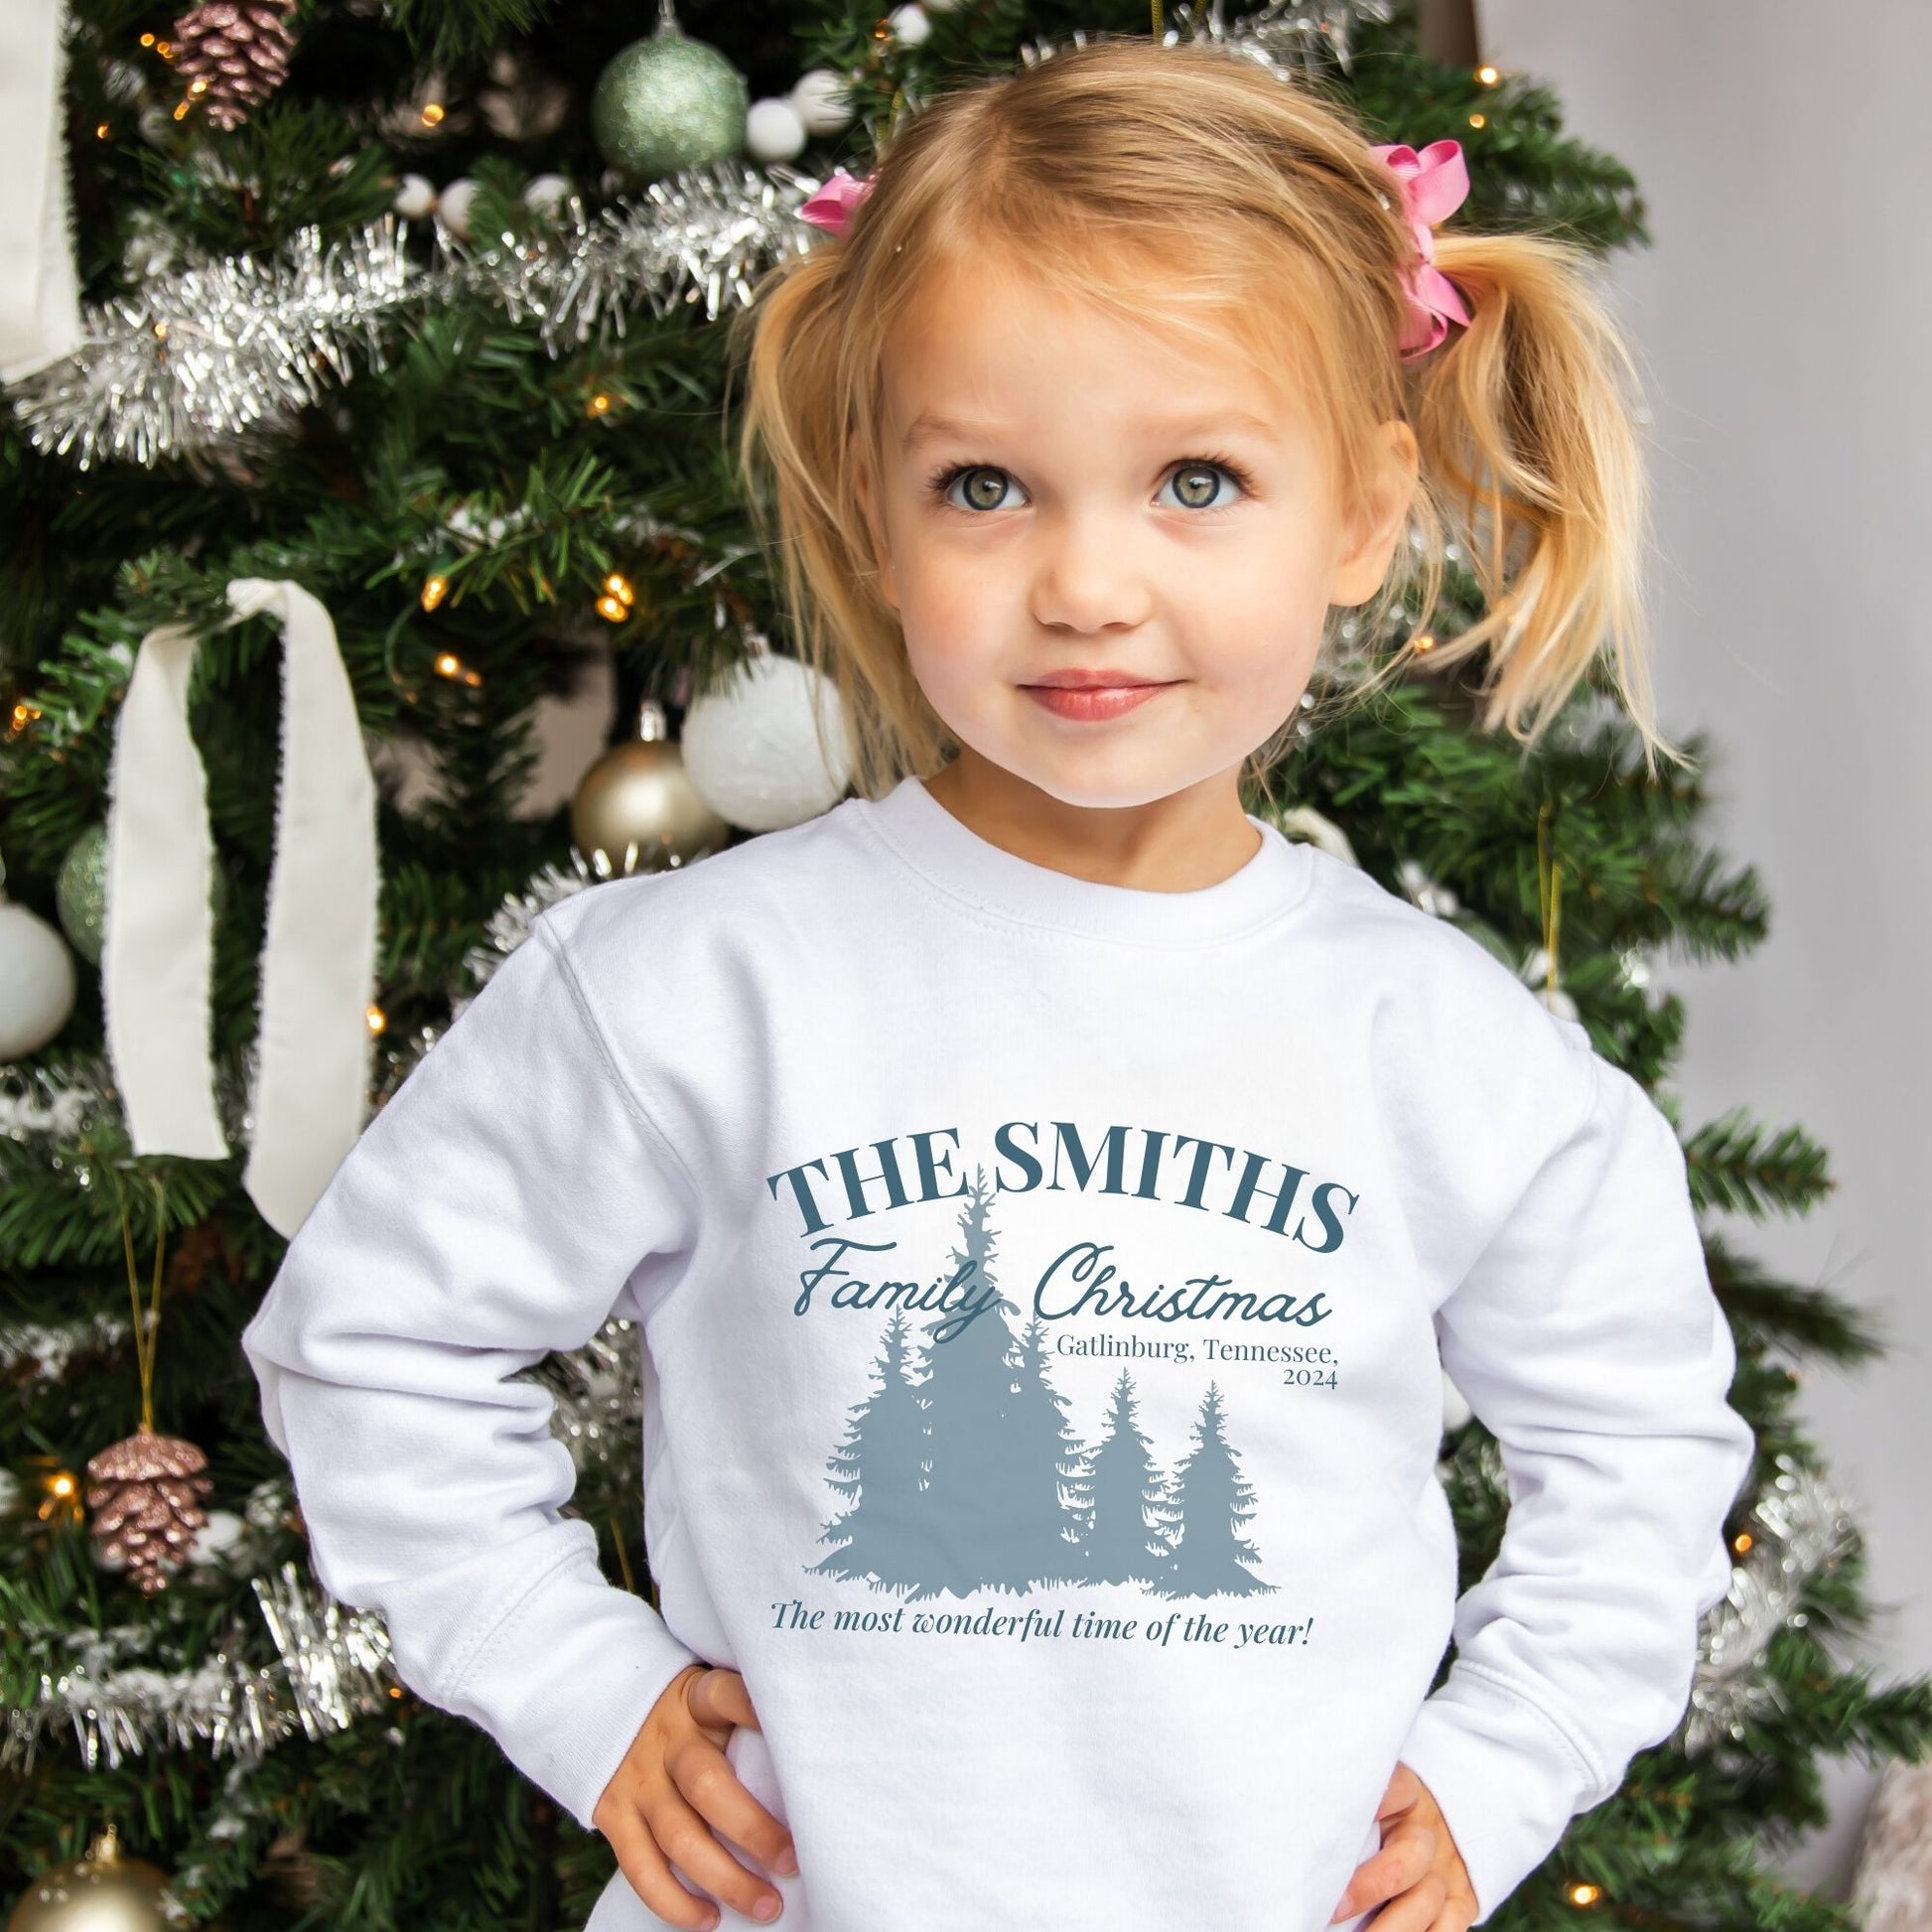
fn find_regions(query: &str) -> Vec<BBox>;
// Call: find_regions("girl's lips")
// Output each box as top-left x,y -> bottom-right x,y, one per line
1022,682 -> 1174,722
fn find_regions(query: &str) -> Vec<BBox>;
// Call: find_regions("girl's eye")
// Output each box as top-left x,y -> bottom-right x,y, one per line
923,456 -> 1256,516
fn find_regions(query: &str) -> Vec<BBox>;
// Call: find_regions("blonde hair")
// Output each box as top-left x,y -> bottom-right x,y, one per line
723,35 -> 1676,804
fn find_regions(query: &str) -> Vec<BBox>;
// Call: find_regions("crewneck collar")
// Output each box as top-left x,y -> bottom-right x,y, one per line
853,773 -> 1315,946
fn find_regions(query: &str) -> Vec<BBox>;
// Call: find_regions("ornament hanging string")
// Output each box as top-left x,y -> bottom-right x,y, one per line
120,1174 -> 168,1436
1536,798 -> 1564,997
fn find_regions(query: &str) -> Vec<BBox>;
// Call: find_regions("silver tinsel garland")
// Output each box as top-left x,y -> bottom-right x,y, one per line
1,1557 -> 393,1777
452,848 -> 601,1019
448,161 -> 822,356
0,1054 -> 117,1146
8,160 -> 823,471
1678,1451 -> 1858,1759
13,220 -> 416,469
521,1314 -> 647,1481
7,0 -> 1394,470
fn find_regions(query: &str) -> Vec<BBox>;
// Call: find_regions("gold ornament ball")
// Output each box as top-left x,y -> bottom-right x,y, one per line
571,710 -> 731,877
5,1825 -> 172,1932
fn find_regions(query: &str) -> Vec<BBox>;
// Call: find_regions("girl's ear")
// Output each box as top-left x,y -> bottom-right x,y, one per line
853,452 -> 899,612
1329,418 -> 1421,609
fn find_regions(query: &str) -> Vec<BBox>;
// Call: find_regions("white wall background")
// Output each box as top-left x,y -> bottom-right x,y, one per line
1479,0 -> 1931,1896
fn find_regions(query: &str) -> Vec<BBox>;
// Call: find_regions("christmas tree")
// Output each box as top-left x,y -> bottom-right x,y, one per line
3,1 -> 1927,1926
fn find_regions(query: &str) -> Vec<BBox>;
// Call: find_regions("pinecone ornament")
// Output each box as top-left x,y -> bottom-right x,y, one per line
173,0 -> 299,132
86,1424 -> 215,1594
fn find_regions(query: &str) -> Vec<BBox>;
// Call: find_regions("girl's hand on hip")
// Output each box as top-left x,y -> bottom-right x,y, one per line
592,1662 -> 798,1930
1329,1758 -> 1478,1930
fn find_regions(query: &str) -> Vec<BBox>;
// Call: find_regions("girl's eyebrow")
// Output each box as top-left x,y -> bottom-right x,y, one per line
901,408 -> 1279,452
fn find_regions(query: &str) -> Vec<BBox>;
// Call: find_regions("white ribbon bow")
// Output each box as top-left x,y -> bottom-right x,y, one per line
102,579 -> 380,1238
0,0 -> 82,381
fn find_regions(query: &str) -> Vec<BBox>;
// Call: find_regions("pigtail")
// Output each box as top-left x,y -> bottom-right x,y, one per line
1379,228 -> 1678,775
723,241 -> 951,802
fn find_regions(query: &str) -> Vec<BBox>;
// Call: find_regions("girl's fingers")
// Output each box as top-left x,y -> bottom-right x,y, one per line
688,1665 -> 763,1732
600,1797 -> 735,1932
1361,1871 -> 1449,1932
1333,1820 -> 1437,1919
660,1730 -> 796,1910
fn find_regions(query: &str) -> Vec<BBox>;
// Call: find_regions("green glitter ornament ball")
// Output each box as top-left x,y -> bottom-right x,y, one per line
591,27 -> 749,181
55,823 -> 228,968
56,826 -> 107,965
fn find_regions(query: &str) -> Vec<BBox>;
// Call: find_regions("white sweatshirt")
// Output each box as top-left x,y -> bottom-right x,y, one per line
240,771 -> 1755,1932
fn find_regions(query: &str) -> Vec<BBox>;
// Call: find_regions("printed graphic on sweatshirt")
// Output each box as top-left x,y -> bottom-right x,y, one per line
764,1121 -> 1357,1618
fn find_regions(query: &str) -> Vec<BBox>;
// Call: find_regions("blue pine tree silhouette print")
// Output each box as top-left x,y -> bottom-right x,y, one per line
807,1180 -> 1278,1600
979,1314 -> 1090,1591
1064,1369 -> 1171,1586
1148,1383 -> 1276,1600
903,1167 -> 1029,1599
807,1311 -> 931,1593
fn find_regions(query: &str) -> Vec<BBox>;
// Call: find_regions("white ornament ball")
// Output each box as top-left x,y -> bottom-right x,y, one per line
887,4 -> 931,47
1442,1367 -> 1473,1433
791,68 -> 856,136
746,96 -> 807,164
393,172 -> 438,219
522,172 -> 571,214
681,653 -> 853,832
1275,804 -> 1360,869
190,1509 -> 248,1566
0,899 -> 76,1058
439,176 -> 480,241
1537,985 -> 1581,1024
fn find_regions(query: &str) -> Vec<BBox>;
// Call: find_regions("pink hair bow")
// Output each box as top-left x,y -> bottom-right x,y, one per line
798,166 -> 876,239
1369,138 -> 1472,360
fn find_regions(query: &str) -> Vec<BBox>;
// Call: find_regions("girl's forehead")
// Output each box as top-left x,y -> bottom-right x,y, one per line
880,258 -> 1316,451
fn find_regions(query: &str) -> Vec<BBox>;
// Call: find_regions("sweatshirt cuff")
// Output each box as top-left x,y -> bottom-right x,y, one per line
1395,1664 -> 1609,1925
408,1545 -> 703,1834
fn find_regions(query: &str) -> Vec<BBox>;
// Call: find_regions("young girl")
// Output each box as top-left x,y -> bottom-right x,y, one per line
241,37 -> 1755,1932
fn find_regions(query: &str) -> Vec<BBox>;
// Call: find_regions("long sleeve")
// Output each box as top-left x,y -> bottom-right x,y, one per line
1395,1028 -> 1756,1924
239,907 -> 705,1834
